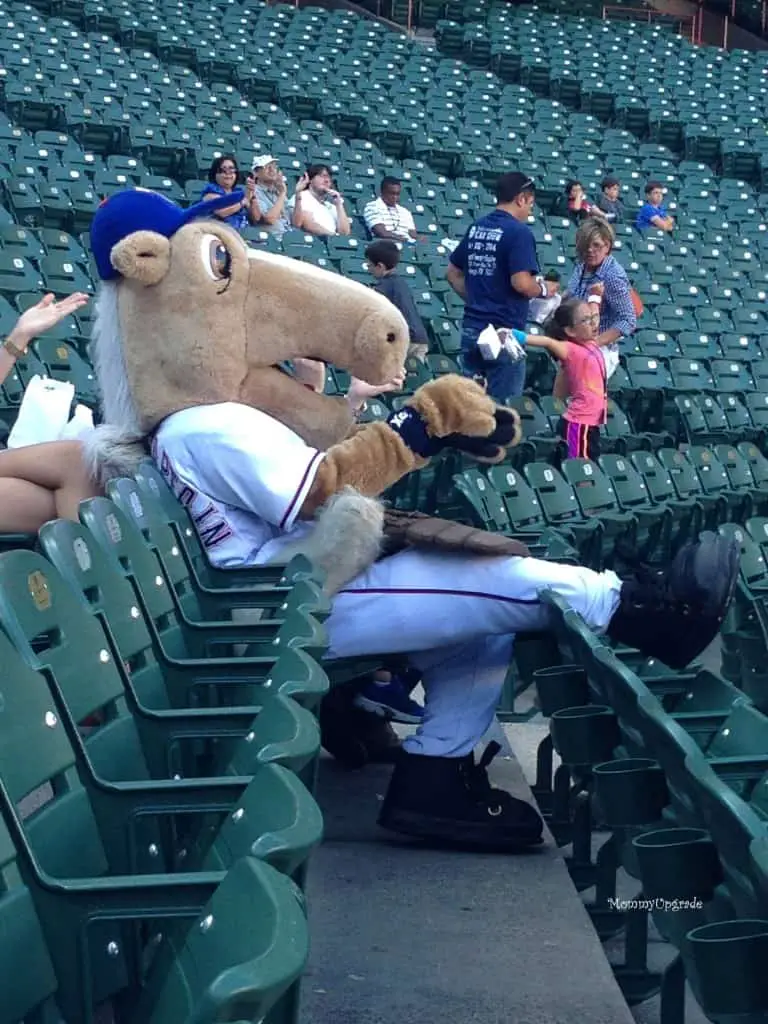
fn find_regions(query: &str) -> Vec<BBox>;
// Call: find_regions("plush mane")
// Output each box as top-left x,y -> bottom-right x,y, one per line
81,282 -> 148,485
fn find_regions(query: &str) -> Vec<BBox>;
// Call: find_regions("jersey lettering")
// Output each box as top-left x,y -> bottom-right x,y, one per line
155,444 -> 235,551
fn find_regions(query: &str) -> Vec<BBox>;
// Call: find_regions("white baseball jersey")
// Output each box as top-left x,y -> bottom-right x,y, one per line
152,402 -> 322,567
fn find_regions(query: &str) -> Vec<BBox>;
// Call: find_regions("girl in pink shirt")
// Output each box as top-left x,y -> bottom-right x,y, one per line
513,290 -> 608,460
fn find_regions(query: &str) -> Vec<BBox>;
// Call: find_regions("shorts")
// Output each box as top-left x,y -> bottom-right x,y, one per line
559,417 -> 601,461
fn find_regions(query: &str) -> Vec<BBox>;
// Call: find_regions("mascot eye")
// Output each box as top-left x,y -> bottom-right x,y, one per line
209,240 -> 232,280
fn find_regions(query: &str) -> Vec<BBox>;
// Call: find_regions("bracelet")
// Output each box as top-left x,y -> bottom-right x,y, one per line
3,336 -> 26,359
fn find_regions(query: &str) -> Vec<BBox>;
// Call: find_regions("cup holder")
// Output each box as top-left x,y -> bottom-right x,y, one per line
593,758 -> 669,828
686,919 -> 768,1021
632,827 -> 722,903
533,664 -> 590,717
549,704 -> 619,766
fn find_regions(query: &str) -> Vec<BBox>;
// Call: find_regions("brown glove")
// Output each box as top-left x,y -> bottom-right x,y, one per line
382,509 -> 531,558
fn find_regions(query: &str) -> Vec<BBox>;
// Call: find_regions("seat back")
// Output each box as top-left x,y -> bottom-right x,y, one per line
713,445 -> 755,491
0,813 -> 60,1021
598,454 -> 652,510
0,548 -> 152,785
506,394 -> 550,436
686,446 -> 731,496
560,458 -> 621,517
523,462 -> 581,524
135,858 -> 309,1024
698,395 -> 730,433
79,496 -> 205,661
744,391 -> 768,429
485,464 -> 546,530
451,469 -> 509,532
38,519 -> 170,713
656,448 -> 704,500
0,620 -> 130,1012
674,394 -> 708,436
738,442 -> 768,487
720,394 -> 753,431
630,450 -> 677,504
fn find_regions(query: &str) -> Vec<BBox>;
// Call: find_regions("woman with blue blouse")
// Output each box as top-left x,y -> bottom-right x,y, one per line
201,154 -> 260,232
563,217 -> 637,379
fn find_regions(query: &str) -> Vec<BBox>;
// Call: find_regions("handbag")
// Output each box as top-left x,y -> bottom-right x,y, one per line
7,375 -> 75,448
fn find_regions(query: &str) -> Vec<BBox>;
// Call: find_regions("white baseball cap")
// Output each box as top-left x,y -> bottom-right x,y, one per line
251,154 -> 277,169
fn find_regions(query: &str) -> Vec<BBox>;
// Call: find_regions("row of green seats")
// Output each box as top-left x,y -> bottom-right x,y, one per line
0,458 -> 334,1020
453,441 -> 768,571
537,587 -> 768,1023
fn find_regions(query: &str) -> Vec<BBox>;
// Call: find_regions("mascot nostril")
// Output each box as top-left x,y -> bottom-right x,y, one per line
387,332 -> 396,343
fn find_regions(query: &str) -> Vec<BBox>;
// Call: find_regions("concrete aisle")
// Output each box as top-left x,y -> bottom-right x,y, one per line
302,750 -> 637,1024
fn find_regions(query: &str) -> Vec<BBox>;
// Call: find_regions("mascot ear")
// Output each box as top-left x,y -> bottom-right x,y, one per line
110,230 -> 171,285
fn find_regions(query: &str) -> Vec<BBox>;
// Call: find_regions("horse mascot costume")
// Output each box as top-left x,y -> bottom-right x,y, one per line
79,188 -> 738,851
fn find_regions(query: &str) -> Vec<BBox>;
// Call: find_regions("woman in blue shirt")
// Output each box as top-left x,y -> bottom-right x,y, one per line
201,155 -> 260,232
563,217 -> 637,379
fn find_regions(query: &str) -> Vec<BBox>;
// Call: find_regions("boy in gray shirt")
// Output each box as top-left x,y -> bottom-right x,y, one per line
596,176 -> 625,223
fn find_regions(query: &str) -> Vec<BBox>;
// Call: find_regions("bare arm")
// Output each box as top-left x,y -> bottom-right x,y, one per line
333,197 -> 351,236
0,292 -> 89,386
260,198 -> 285,225
510,270 -> 549,299
524,334 -> 570,361
595,328 -> 622,348
446,263 -> 467,299
371,222 -> 405,240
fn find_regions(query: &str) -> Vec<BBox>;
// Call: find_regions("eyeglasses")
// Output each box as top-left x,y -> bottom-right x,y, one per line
217,166 -> 237,174
574,311 -> 601,325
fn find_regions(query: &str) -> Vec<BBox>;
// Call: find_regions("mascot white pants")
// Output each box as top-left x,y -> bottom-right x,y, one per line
326,548 -> 621,757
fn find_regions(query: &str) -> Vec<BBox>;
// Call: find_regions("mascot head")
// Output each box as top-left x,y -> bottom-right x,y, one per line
85,188 -> 410,480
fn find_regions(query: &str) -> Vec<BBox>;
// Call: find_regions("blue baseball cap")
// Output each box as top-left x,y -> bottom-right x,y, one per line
90,187 -> 246,281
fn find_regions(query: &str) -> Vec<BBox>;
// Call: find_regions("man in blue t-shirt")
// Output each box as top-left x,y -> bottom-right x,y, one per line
446,172 -> 558,401
635,181 -> 675,234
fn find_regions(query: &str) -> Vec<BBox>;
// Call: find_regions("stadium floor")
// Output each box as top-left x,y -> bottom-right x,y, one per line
304,642 -> 722,1024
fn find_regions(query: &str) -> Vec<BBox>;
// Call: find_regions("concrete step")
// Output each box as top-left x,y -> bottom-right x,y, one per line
302,751 -> 638,1024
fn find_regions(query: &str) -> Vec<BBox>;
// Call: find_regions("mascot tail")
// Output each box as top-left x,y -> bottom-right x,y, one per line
81,423 -> 148,486
272,488 -> 385,596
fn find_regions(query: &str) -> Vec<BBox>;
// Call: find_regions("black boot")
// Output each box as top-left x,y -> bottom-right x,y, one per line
607,531 -> 740,671
378,742 -> 544,850
319,685 -> 401,770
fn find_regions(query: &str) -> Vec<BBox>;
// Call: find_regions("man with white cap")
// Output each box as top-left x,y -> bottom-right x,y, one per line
250,154 -> 291,240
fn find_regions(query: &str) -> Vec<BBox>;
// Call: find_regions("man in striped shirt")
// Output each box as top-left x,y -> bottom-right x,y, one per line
363,177 -> 418,244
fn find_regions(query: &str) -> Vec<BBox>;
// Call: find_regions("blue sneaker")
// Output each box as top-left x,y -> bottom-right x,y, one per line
355,677 -> 424,725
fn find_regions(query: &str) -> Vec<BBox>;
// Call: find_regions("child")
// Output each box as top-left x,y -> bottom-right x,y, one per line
596,176 -> 625,223
635,181 -> 675,233
366,239 -> 430,363
508,287 -> 608,460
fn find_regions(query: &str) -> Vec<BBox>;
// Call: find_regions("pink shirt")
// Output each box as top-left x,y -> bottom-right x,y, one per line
562,341 -> 607,427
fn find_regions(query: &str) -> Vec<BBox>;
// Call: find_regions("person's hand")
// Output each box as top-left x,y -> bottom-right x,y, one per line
295,173 -> 310,193
9,292 -> 89,350
277,172 -> 287,195
546,279 -> 560,297
347,370 -> 406,410
292,357 -> 327,393
588,282 -> 604,298
328,189 -> 344,204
